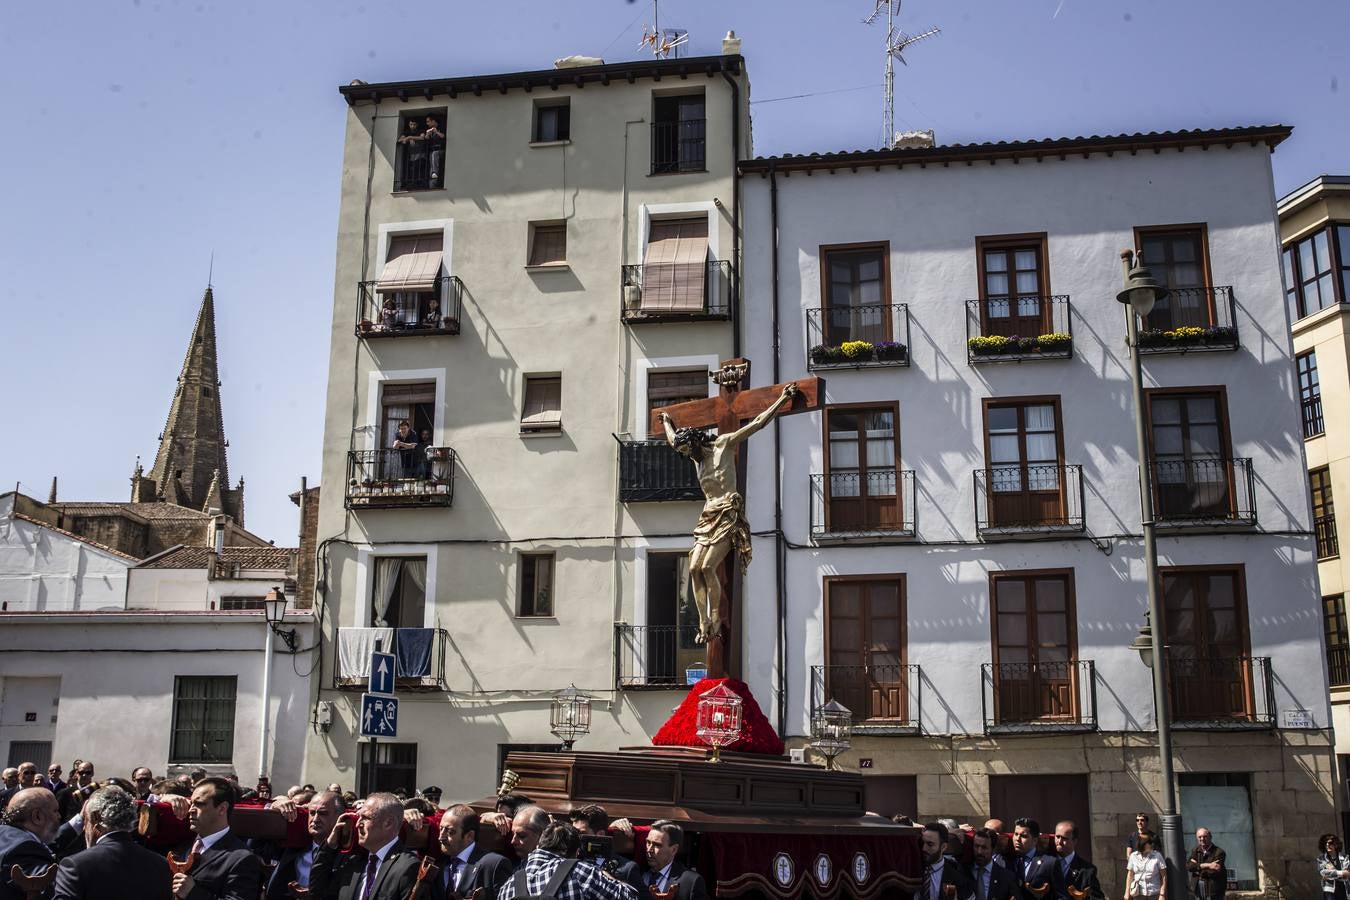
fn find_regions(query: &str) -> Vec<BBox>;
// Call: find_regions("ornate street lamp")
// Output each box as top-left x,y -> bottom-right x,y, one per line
810,699 -> 853,771
695,682 -> 743,763
1117,249 -> 1182,899
550,685 -> 592,750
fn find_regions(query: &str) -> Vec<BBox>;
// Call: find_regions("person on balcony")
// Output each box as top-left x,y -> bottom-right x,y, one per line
418,429 -> 435,480
423,116 -> 445,188
379,297 -> 398,332
398,118 -> 428,188
390,421 -> 419,480
421,296 -> 442,329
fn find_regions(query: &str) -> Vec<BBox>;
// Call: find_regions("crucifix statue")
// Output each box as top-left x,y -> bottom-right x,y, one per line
650,358 -> 823,679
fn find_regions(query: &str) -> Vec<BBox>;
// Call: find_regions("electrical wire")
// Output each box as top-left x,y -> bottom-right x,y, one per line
750,84 -> 881,105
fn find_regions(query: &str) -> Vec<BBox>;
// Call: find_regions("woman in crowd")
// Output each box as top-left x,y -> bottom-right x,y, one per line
1318,833 -> 1350,899
1125,833 -> 1166,899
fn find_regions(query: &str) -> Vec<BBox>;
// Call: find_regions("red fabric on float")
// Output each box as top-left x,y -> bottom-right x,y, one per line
707,831 -> 921,899
651,678 -> 785,756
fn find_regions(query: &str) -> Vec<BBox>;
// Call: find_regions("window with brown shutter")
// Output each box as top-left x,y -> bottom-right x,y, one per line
642,217 -> 709,312
521,375 -> 562,433
528,223 -> 567,267
647,369 -> 707,412
824,576 -> 906,721
990,571 -> 1078,724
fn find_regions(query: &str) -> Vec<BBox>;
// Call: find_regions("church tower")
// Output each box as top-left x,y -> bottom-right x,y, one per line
133,287 -> 245,522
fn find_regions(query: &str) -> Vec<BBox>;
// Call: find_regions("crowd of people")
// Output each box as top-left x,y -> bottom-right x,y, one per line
0,756 -> 1298,899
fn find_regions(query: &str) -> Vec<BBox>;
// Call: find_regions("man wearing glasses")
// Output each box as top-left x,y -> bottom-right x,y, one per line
1125,813 -> 1156,861
132,768 -> 155,801
57,762 -> 96,821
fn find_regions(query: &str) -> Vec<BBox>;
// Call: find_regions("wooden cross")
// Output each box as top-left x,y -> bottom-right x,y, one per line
649,358 -> 823,679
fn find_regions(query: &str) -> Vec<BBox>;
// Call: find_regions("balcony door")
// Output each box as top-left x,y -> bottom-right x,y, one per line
992,573 -> 1077,724
643,552 -> 702,685
371,556 -> 426,629
1138,225 -> 1212,330
985,399 -> 1064,527
822,244 -> 890,346
825,577 -> 906,721
978,236 -> 1049,339
1147,391 -> 1232,519
1162,569 -> 1253,721
643,217 -> 708,313
825,406 -> 901,533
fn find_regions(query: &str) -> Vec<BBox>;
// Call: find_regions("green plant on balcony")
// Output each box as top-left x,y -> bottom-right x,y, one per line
969,332 -> 1073,356
1036,332 -> 1072,351
810,339 -> 908,366
1136,324 -> 1237,348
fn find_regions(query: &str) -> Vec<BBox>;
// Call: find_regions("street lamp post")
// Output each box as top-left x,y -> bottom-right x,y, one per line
259,587 -> 289,782
1117,250 -> 1184,899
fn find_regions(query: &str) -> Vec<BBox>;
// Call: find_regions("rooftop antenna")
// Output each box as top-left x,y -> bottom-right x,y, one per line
864,0 -> 940,147
639,0 -> 688,58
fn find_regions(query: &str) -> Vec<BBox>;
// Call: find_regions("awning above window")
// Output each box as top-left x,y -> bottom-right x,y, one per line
643,217 -> 708,312
376,233 -> 444,293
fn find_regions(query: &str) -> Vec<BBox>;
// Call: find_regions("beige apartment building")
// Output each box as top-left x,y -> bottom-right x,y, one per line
305,44 -> 751,795
1280,175 -> 1350,834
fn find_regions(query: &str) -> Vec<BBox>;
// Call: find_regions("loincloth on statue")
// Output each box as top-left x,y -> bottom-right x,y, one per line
693,492 -> 752,572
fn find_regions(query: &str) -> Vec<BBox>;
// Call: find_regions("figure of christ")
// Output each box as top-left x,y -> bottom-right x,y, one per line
657,381 -> 801,643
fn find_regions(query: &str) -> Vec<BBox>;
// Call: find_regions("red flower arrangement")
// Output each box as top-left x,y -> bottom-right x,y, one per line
651,677 -> 785,756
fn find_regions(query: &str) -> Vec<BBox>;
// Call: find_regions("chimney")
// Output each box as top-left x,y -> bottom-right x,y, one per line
722,30 -> 742,55
892,129 -> 936,150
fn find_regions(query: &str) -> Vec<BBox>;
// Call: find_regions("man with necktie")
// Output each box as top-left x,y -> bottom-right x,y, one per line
52,786 -> 171,900
1010,818 -> 1055,900
1051,821 -> 1102,899
915,822 -> 975,900
170,777 -> 262,900
264,790 -> 342,899
310,793 -> 421,900
643,821 -> 709,900
433,804 -> 512,899
970,828 -> 1017,900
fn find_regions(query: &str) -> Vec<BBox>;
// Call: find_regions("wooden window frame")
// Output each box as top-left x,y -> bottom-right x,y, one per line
1323,594 -> 1350,687
822,401 -> 903,534
1299,350 -> 1324,438
974,233 -> 1051,337
1284,223 -> 1349,321
517,552 -> 555,618
988,568 -> 1080,722
1133,223 -> 1215,329
1143,386 -> 1237,519
980,395 -> 1067,525
527,221 -> 567,268
818,241 -> 893,345
822,574 -> 908,722
520,374 -> 563,434
1157,563 -> 1254,719
1311,466 -> 1338,559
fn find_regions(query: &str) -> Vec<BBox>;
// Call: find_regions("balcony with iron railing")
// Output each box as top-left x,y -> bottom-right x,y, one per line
345,448 -> 456,509
1168,655 -> 1274,729
966,296 -> 1073,364
621,261 -> 733,323
809,471 -> 916,543
974,464 -> 1085,537
1150,458 -> 1256,528
394,137 -> 445,192
617,439 -> 702,502
650,118 -> 706,174
615,624 -> 705,689
806,303 -> 910,370
333,627 -> 448,691
1317,514 -> 1339,559
1134,286 -> 1239,354
980,661 -> 1097,734
1328,646 -> 1350,688
355,277 -> 463,338
810,664 -> 921,734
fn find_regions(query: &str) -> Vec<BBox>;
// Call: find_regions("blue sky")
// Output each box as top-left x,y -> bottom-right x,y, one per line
1,0 -> 1346,544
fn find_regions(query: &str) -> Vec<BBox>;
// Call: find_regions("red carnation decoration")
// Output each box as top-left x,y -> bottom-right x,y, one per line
651,677 -> 785,756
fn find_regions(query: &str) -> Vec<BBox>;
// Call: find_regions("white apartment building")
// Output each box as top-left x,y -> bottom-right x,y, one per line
737,127 -> 1334,896
307,46 -> 750,796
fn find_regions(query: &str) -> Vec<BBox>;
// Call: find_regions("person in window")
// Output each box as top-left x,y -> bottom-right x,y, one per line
418,429 -> 434,480
391,421 -> 419,480
423,116 -> 445,188
1125,834 -> 1166,899
398,119 -> 427,188
379,298 -> 398,332
1318,834 -> 1350,899
421,296 -> 442,329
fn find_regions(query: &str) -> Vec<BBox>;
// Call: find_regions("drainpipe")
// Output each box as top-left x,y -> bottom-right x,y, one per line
769,162 -> 787,735
721,63 -> 742,357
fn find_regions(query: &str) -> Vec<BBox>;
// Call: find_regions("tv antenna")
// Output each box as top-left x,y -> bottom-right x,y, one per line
639,0 -> 689,58
863,0 -> 940,147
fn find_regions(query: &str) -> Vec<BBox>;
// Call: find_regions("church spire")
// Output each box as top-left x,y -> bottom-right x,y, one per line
142,286 -> 243,519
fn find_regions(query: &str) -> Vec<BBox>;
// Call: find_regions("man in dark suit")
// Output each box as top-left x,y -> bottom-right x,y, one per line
309,792 -> 422,900
43,765 -> 66,796
1186,828 -> 1227,899
52,785 -> 171,900
1051,821 -> 1103,900
643,820 -> 710,900
56,763 -> 96,822
264,790 -> 343,899
0,788 -> 60,900
0,764 -> 39,813
971,828 -> 1018,900
170,776 -> 262,900
434,804 -> 513,899
913,823 -> 974,900
1010,818 -> 1055,900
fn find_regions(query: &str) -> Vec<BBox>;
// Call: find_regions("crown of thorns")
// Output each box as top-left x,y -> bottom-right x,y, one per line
673,427 -> 713,449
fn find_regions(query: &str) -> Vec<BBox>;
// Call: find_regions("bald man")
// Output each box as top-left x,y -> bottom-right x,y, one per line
0,788 -> 60,900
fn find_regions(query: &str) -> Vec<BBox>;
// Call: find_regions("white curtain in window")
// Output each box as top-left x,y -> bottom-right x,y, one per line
372,558 -> 403,627
401,559 -> 427,625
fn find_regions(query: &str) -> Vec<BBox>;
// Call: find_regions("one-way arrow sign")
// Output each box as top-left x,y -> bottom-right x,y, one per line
369,651 -> 396,696
360,693 -> 399,738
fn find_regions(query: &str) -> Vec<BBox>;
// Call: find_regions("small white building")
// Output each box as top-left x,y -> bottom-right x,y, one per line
0,492 -> 134,612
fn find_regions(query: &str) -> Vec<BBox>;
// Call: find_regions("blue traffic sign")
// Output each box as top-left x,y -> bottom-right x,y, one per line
369,651 -> 397,695
360,693 -> 399,738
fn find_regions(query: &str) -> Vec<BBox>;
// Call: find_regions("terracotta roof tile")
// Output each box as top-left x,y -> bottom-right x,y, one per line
136,545 -> 296,570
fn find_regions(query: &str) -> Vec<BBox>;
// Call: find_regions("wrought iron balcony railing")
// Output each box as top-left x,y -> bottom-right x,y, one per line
810,664 -> 921,733
346,448 -> 456,509
650,118 -> 706,174
981,661 -> 1097,734
615,624 -> 706,689
621,261 -> 733,323
809,471 -> 916,542
805,303 -> 911,370
1328,646 -> 1350,688
1134,286 -> 1239,354
617,439 -> 702,502
1317,514 -> 1339,559
393,138 -> 445,192
974,464 -> 1085,536
1168,655 -> 1274,729
965,295 -> 1073,363
333,627 -> 448,691
355,277 -> 463,338
1149,458 -> 1255,527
